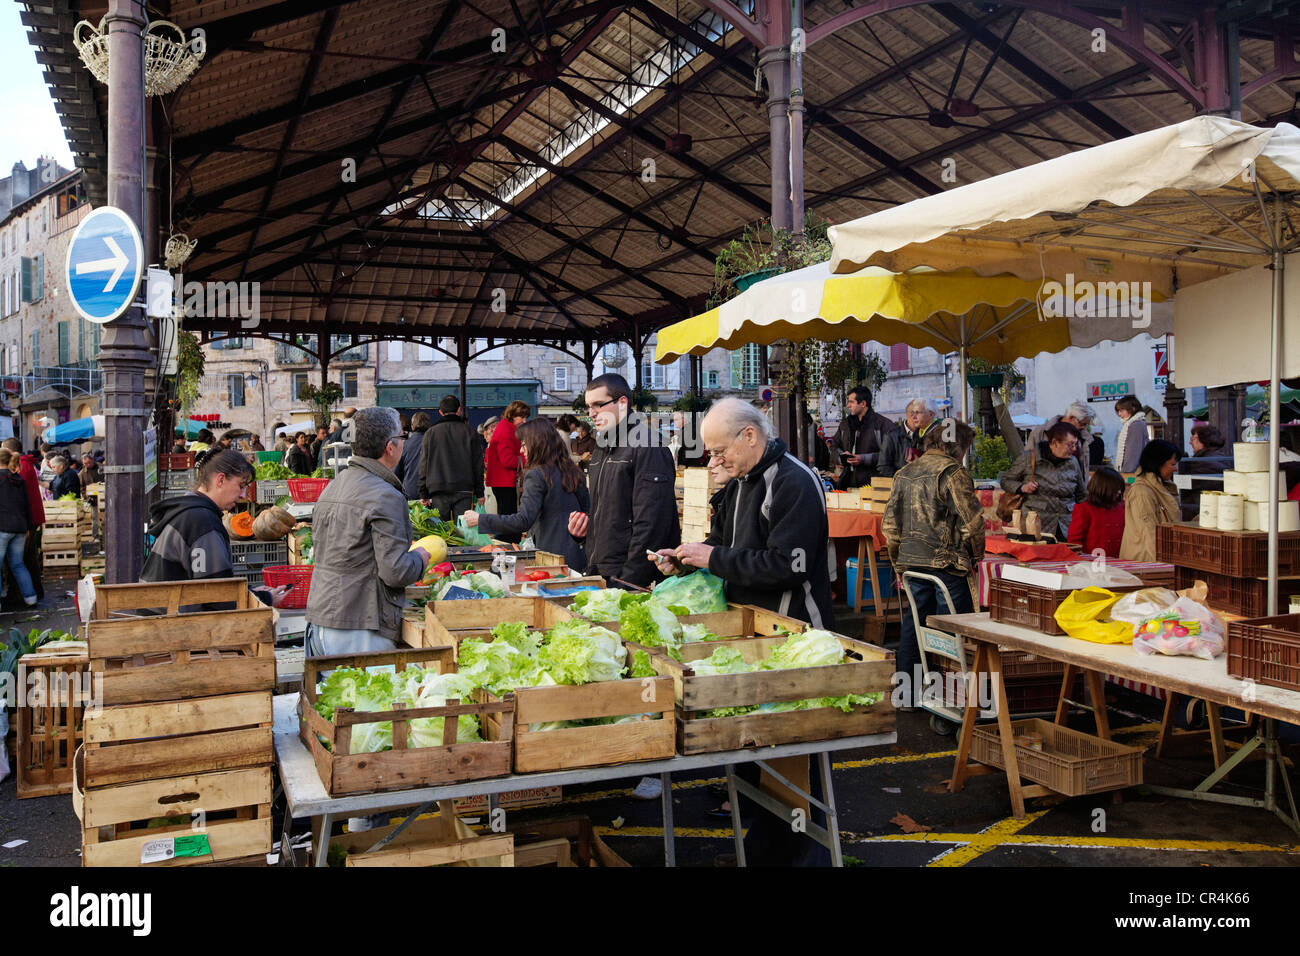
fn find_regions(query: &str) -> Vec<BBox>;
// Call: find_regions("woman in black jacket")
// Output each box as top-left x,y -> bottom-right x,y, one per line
141,450 -> 290,607
463,419 -> 589,570
0,449 -> 38,606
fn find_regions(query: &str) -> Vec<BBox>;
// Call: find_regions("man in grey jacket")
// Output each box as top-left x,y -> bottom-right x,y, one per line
306,407 -> 437,656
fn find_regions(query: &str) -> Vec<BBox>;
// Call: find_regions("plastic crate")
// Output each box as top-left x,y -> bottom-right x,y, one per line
1156,523 -> 1300,578
262,565 -> 314,609
287,478 -> 330,503
988,578 -> 1141,636
256,479 -> 290,504
256,451 -> 282,464
159,486 -> 190,501
159,452 -> 195,471
231,539 -> 290,579
161,469 -> 193,491
971,718 -> 1144,797
1173,566 -> 1300,618
1226,614 -> 1300,692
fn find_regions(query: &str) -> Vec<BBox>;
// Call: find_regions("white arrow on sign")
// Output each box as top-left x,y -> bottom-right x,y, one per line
75,236 -> 129,293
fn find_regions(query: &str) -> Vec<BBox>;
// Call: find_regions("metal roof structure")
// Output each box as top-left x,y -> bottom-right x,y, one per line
22,0 -> 1300,354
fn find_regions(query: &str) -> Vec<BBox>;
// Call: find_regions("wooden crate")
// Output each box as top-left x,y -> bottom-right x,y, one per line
44,550 -> 80,570
43,525 -> 81,550
287,526 -> 311,565
532,551 -> 566,566
401,607 -> 426,647
682,503 -> 711,525
15,648 -> 91,799
509,815 -> 630,867
82,691 -> 273,788
510,673 -> 675,773
330,801 -> 515,867
43,501 -> 83,525
421,596 -> 574,651
632,606 -> 895,755
87,579 -> 275,706
79,766 -> 273,867
298,646 -> 515,795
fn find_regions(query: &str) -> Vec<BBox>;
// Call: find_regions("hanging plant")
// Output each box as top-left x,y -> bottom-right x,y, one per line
299,381 -> 345,428
966,356 -> 1025,404
176,331 -> 204,416
708,214 -> 833,309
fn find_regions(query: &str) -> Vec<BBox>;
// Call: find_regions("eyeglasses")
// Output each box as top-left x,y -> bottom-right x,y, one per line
389,433 -> 407,444
706,428 -> 749,463
585,397 -> 617,414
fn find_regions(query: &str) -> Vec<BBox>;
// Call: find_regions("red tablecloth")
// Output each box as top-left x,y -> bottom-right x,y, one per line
982,536 -> 1076,562
827,509 -> 887,548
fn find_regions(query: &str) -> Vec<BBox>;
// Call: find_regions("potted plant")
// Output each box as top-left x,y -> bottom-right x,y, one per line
299,381 -> 345,429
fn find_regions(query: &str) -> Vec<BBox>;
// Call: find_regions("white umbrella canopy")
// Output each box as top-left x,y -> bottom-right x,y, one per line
828,115 -> 1300,612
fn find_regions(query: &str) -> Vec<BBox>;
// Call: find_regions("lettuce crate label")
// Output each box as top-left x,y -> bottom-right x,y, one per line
453,786 -> 561,815
139,834 -> 211,864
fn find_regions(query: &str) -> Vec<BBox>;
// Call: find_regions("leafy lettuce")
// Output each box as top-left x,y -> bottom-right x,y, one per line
571,588 -> 628,621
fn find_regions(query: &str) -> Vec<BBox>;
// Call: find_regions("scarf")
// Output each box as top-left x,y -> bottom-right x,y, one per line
1115,411 -> 1145,471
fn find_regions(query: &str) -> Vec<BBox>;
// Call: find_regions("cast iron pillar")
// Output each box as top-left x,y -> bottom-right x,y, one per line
1164,384 -> 1187,452
458,334 -> 469,413
101,0 -> 152,583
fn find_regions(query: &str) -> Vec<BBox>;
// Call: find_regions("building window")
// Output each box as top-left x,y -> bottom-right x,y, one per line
553,366 -> 569,393
341,371 -> 358,399
889,343 -> 910,372
386,341 -> 402,363
20,255 -> 43,303
30,330 -> 40,368
211,333 -> 245,350
227,374 -> 246,407
705,370 -> 719,389
416,340 -> 434,362
293,372 -> 310,401
641,360 -> 667,390
57,322 -> 69,366
731,344 -> 763,388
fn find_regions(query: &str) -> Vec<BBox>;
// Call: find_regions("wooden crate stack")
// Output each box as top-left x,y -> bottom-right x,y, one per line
77,579 -> 276,867
681,467 -> 719,540
863,477 -> 893,514
15,644 -> 91,799
42,500 -> 83,575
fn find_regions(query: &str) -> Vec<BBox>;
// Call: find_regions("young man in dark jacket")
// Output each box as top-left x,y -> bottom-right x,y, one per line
418,396 -> 483,522
567,374 -> 679,587
831,386 -> 902,488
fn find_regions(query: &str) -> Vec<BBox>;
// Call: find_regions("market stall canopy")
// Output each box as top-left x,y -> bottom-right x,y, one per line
654,261 -> 1169,364
828,116 -> 1300,288
42,415 -> 104,444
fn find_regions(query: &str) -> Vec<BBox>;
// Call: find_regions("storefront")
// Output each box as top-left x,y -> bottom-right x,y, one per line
376,380 -> 540,429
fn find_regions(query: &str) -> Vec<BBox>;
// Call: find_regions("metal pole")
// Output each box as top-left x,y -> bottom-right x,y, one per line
101,0 -> 152,583
458,334 -> 468,413
1268,243 -> 1282,614
788,0 -> 805,235
959,345 -> 969,425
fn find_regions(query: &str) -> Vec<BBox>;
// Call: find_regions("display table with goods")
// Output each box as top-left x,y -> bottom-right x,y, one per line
825,503 -> 897,641
280,575 -> 897,866
929,609 -> 1300,836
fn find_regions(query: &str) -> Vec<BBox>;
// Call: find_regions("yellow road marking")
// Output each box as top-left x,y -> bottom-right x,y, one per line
861,831 -> 1299,854
925,811 -> 1050,866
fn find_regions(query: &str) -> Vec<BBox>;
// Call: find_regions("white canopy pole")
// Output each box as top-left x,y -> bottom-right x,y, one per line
1268,245 -> 1283,614
959,314 -> 969,424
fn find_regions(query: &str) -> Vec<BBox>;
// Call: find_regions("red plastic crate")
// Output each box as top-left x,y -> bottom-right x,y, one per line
1226,614 -> 1300,693
159,452 -> 195,471
287,478 -> 330,503
262,565 -> 314,609
1156,523 -> 1300,578
1172,566 -> 1300,618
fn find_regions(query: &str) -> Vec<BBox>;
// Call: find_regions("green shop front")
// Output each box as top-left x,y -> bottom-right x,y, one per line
376,380 -> 540,429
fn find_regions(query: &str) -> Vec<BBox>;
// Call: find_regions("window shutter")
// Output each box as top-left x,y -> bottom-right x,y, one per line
889,343 -> 909,371
58,322 -> 69,366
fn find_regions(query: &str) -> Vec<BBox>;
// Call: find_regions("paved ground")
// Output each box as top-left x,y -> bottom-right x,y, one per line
4,595 -> 1298,867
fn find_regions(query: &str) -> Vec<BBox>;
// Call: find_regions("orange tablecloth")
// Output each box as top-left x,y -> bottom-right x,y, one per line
827,510 -> 887,549
982,536 -> 1076,562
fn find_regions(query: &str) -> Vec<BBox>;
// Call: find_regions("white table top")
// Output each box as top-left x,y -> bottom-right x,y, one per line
272,694 -> 896,817
930,612 -> 1300,724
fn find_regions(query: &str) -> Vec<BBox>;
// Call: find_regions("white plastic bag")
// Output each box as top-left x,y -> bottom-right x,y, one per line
1132,597 -> 1225,660
1060,564 -> 1144,591
1110,587 -> 1178,625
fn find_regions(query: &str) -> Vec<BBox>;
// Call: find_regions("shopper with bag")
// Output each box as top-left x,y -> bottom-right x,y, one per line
999,420 -> 1086,540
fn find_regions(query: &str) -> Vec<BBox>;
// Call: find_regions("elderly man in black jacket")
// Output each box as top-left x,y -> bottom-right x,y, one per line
566,373 -> 678,587
652,396 -> 835,866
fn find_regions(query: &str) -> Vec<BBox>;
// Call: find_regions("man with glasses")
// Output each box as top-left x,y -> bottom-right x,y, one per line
567,373 -> 678,587
650,396 -> 834,864
307,407 -> 442,656
831,386 -> 902,488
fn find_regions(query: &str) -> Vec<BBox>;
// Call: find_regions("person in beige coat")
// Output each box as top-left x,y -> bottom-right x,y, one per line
1119,439 -> 1182,561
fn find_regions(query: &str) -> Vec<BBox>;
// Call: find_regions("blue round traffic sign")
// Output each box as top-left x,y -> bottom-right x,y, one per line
760,386 -> 774,402
65,206 -> 144,324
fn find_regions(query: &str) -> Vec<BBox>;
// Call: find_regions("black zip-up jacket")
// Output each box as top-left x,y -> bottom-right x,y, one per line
584,417 -> 679,586
285,444 -> 314,476
49,470 -> 81,499
0,471 -> 33,534
705,437 -> 835,629
393,425 -> 427,500
140,492 -> 270,610
419,413 -> 484,499
831,410 -> 902,486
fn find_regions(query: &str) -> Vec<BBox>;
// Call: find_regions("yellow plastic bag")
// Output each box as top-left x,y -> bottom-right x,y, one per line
1053,587 -> 1133,645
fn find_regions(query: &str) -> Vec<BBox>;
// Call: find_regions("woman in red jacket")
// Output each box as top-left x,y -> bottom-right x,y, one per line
1067,466 -> 1126,557
486,401 -> 530,543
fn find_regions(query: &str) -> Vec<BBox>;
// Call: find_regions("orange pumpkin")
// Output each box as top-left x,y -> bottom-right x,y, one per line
225,511 -> 256,539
